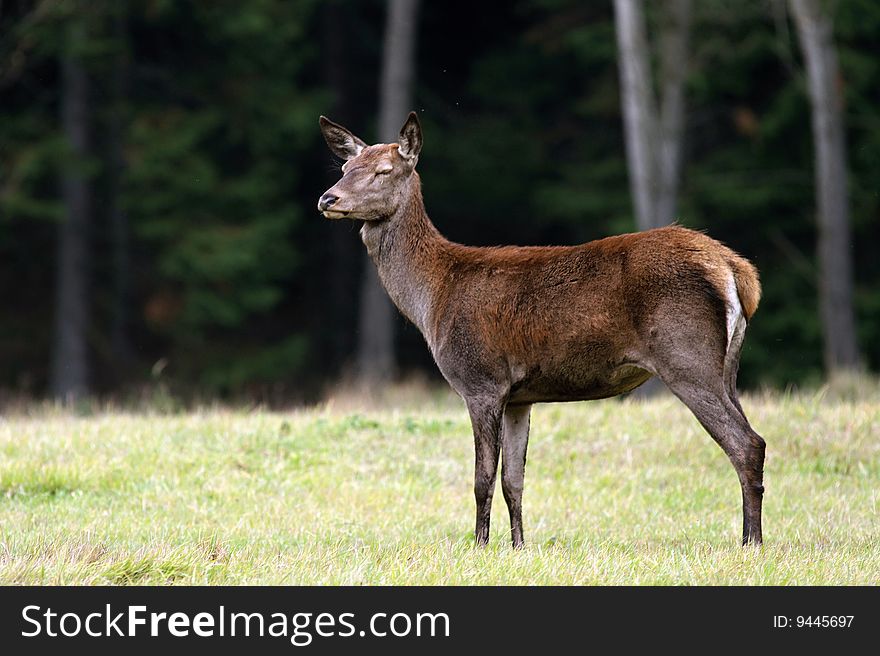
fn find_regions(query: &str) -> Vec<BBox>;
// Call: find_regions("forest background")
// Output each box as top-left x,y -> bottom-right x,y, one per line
1,0 -> 877,406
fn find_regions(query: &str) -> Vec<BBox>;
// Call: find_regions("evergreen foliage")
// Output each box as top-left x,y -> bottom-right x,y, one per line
0,0 -> 877,400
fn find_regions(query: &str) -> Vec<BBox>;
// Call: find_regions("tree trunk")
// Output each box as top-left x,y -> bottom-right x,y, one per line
655,0 -> 691,226
51,19 -> 91,401
355,0 -> 420,385
614,0 -> 691,231
613,0 -> 658,231
789,0 -> 861,374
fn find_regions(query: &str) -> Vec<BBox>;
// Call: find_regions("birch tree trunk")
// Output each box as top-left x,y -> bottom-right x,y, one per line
614,0 -> 658,231
789,0 -> 861,375
655,0 -> 691,226
614,0 -> 691,231
51,18 -> 91,400
356,0 -> 420,385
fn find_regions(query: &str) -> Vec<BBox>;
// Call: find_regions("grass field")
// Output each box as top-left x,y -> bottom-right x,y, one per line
1,387 -> 878,585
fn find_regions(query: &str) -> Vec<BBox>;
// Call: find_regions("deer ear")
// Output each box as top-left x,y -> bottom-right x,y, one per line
398,111 -> 422,163
319,116 -> 367,161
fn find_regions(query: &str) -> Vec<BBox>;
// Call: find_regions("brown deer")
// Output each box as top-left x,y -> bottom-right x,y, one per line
318,112 -> 766,548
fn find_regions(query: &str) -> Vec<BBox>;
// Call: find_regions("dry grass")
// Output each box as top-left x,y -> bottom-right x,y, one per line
1,387 -> 878,584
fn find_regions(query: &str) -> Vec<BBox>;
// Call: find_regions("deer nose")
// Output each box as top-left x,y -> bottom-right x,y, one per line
318,193 -> 339,211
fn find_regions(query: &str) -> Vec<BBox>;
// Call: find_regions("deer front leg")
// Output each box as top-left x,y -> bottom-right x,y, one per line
466,397 -> 504,546
502,403 -> 532,548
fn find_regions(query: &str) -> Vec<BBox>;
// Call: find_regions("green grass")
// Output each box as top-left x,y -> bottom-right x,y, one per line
1,389 -> 878,584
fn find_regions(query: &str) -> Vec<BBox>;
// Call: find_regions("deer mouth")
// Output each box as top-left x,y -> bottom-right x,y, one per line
322,209 -> 351,219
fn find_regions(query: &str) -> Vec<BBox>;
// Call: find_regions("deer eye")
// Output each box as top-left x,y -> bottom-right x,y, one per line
376,163 -> 393,175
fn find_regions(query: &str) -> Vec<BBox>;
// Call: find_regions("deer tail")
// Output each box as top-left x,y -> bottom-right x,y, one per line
727,254 -> 761,321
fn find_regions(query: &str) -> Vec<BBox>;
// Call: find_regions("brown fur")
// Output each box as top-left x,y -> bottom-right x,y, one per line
319,113 -> 767,549
727,255 -> 761,320
412,213 -> 760,401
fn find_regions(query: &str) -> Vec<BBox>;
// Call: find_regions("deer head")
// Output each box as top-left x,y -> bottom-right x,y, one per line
318,112 -> 423,221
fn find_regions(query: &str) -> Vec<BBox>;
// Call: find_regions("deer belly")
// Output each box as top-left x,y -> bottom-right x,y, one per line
508,362 -> 652,404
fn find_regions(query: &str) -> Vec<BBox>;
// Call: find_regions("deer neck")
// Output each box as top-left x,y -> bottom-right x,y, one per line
359,175 -> 444,336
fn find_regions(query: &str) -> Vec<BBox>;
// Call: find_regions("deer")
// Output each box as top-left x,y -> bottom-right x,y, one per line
318,112 -> 766,549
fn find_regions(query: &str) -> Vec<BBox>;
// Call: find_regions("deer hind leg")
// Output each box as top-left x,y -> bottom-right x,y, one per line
726,322 -> 765,544
501,403 -> 532,548
721,280 -> 765,544
660,377 -> 765,545
723,274 -> 750,422
466,396 -> 504,546
647,292 -> 765,545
